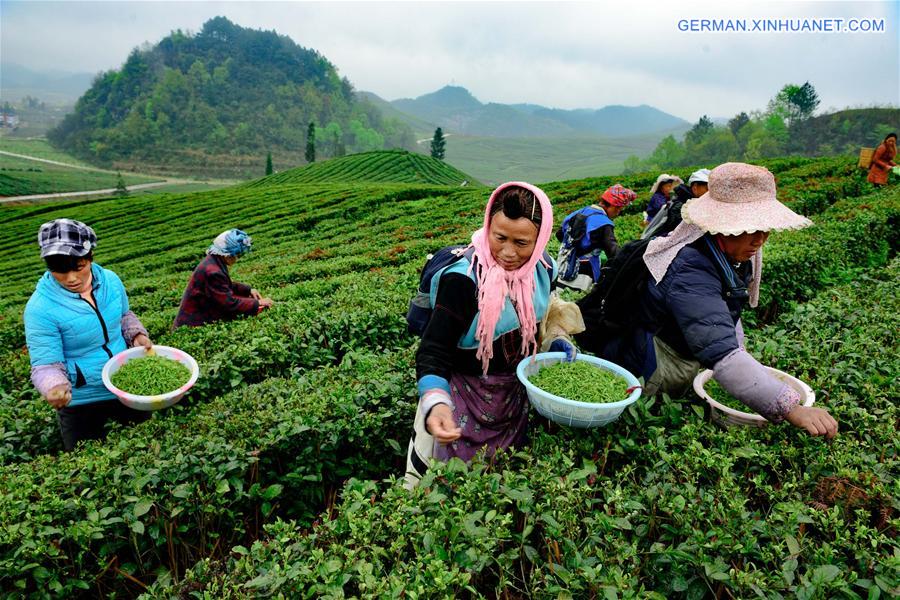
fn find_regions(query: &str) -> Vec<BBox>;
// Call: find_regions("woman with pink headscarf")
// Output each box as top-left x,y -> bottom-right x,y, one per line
411,182 -> 560,473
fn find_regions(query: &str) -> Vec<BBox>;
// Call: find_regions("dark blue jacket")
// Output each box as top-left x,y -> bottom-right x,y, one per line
601,236 -> 751,379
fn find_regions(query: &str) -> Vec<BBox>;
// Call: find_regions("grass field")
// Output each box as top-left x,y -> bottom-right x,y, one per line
0,152 -> 896,598
0,136 -> 96,167
0,137 -> 163,197
432,132 -> 673,185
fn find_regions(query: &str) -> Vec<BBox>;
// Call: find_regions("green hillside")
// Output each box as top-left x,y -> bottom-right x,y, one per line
0,158 -> 897,597
47,17 -> 415,177
788,107 -> 900,155
250,149 -> 479,186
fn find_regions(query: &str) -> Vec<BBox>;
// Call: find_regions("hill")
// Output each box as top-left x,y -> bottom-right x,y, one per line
250,149 -> 478,186
788,107 -> 900,155
0,157 -> 896,596
385,85 -> 690,137
47,17 -> 415,177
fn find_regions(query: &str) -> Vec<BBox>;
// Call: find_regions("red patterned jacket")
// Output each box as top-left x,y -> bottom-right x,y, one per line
173,255 -> 259,328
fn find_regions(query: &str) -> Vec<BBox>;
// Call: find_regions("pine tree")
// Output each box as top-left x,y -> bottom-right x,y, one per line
430,127 -> 446,160
305,122 -> 316,163
265,152 -> 273,175
114,171 -> 128,197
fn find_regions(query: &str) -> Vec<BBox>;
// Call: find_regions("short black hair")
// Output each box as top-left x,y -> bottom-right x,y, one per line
886,132 -> 898,142
44,252 -> 92,273
489,186 -> 543,225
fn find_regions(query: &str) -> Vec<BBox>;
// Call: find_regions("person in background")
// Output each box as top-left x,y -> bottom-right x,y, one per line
555,184 -> 638,289
24,219 -> 153,451
642,168 -> 710,240
173,228 -> 273,328
643,174 -> 682,227
867,132 -> 897,187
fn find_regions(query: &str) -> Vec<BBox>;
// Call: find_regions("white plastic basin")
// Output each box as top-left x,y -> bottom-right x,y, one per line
517,352 -> 641,428
102,345 -> 199,411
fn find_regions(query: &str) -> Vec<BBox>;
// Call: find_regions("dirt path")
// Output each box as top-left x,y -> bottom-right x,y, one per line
0,150 -> 234,203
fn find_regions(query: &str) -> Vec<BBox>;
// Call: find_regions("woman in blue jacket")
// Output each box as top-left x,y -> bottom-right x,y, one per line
24,219 -> 153,451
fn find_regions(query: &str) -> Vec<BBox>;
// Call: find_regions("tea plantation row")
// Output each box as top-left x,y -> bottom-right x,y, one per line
0,156 -> 895,597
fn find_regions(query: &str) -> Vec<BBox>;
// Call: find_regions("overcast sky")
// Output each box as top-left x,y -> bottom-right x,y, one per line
1,1 -> 897,121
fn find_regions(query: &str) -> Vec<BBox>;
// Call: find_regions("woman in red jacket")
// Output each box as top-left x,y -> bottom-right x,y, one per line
173,229 -> 274,328
867,132 -> 897,186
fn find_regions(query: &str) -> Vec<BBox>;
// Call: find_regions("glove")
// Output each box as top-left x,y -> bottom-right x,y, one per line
549,337 -> 577,362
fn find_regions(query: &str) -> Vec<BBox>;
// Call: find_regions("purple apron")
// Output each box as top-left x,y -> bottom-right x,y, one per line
433,370 -> 529,463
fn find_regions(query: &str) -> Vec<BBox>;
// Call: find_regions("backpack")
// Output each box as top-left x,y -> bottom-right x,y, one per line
406,245 -> 476,336
641,198 -> 686,240
406,246 -> 556,337
556,208 -> 607,283
574,237 -> 653,355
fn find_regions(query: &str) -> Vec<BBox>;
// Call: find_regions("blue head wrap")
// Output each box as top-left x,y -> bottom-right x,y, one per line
207,229 -> 252,257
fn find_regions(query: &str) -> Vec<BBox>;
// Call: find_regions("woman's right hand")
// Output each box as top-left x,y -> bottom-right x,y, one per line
46,384 -> 72,409
426,404 -> 462,444
258,298 -> 274,310
785,405 -> 838,439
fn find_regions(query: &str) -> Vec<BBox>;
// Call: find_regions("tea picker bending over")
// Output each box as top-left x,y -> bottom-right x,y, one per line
173,229 -> 274,328
24,219 -> 152,451
577,163 -> 838,438
555,184 -> 637,290
407,182 -> 573,485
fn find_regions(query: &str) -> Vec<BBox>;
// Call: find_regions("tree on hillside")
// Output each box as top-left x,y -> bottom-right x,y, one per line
305,122 -> 316,163
685,116 -> 715,147
645,134 -> 685,169
794,82 -> 820,121
728,112 -> 750,136
114,172 -> 128,197
430,127 -> 446,160
265,152 -> 273,175
622,155 -> 643,175
769,82 -> 820,128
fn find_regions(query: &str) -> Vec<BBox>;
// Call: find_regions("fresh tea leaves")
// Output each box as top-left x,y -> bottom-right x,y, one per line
704,378 -> 753,412
111,356 -> 191,396
529,361 -> 627,404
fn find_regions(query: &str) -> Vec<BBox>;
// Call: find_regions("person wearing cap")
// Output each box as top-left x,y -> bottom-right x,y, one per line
555,185 -> 638,289
24,219 -> 153,451
581,163 -> 838,438
642,169 -> 710,240
173,229 -> 274,329
643,174 -> 683,227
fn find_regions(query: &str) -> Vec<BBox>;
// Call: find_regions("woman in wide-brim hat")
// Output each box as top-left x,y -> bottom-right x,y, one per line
581,162 -> 838,438
643,173 -> 683,227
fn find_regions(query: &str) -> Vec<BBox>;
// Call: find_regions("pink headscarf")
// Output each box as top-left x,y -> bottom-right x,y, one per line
468,182 -> 554,373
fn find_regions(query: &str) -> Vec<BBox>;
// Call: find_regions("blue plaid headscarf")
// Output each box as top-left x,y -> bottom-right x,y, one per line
207,229 -> 252,257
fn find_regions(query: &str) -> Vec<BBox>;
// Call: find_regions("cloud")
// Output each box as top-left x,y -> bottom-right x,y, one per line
1,1 -> 897,120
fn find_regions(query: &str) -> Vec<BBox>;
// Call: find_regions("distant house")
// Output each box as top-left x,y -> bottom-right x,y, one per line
0,113 -> 20,128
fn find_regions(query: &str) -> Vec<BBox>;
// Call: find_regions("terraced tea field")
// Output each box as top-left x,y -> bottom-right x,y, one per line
0,151 -> 896,598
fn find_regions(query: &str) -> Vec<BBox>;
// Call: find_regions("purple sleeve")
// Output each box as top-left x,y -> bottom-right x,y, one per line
121,310 -> 149,346
31,363 -> 69,397
713,348 -> 800,422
